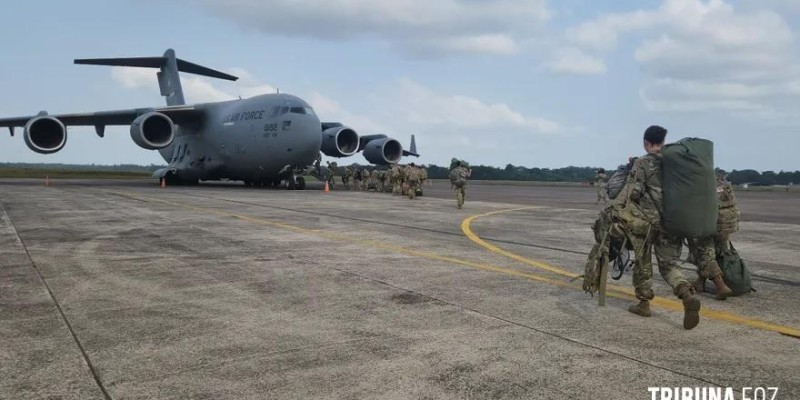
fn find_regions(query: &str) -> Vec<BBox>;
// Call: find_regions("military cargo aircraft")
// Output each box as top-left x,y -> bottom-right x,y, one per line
0,49 -> 418,189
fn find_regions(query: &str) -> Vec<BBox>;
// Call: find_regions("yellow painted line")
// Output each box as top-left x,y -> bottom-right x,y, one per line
462,207 -> 800,338
112,191 -> 800,338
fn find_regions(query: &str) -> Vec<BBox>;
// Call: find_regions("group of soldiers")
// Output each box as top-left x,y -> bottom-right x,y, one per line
321,157 -> 473,208
324,161 -> 428,199
591,125 -> 742,330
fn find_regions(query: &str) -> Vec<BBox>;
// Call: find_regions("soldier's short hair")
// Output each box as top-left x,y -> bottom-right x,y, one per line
643,125 -> 667,144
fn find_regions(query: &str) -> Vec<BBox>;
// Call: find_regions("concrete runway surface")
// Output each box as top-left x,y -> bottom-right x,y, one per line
1,178 -> 798,399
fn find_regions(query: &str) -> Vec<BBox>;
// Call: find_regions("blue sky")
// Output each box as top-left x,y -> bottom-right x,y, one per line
1,0 -> 798,171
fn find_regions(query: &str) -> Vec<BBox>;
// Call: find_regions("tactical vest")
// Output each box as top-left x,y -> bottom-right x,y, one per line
717,180 -> 740,235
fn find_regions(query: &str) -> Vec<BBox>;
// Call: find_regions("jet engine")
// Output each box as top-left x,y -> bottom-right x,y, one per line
362,138 -> 402,165
130,112 -> 175,150
321,126 -> 359,157
23,116 -> 67,154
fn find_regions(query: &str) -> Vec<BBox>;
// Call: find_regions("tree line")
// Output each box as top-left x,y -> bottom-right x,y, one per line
2,162 -> 798,185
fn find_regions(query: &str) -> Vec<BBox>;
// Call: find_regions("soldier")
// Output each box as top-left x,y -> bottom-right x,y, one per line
342,165 -> 352,190
377,169 -> 387,192
325,161 -> 337,189
419,165 -> 428,189
615,125 -> 701,329
596,168 -> 609,204
449,161 -> 471,209
362,168 -> 372,191
353,165 -> 362,191
398,165 -> 408,196
406,163 -> 420,199
389,164 -> 401,195
687,170 -> 737,299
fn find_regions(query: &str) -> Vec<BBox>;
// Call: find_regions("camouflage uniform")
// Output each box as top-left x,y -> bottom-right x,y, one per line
342,166 -> 352,190
450,165 -> 470,209
388,165 -> 400,195
617,153 -> 692,301
686,173 -> 738,298
407,165 -> 420,199
398,165 -> 407,196
353,168 -> 362,191
362,169 -> 371,191
596,171 -> 609,204
325,161 -> 337,189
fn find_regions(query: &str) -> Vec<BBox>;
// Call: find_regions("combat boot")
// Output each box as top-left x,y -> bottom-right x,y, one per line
677,284 -> 701,330
627,300 -> 652,317
711,275 -> 733,300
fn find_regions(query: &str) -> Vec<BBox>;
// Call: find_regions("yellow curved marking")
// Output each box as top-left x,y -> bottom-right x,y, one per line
462,207 -> 800,338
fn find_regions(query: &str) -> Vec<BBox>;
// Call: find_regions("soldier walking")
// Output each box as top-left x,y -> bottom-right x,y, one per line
615,125 -> 702,329
596,168 -> 609,204
449,161 -> 471,209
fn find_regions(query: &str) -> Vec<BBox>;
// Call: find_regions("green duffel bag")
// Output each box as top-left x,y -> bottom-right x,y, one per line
716,242 -> 754,296
661,138 -> 717,238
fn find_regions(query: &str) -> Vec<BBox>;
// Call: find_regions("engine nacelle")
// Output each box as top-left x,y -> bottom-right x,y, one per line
362,138 -> 402,165
24,116 -> 67,154
130,112 -> 175,150
321,126 -> 359,157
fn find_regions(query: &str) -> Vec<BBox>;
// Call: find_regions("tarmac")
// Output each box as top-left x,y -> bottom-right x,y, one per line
1,178 -> 798,399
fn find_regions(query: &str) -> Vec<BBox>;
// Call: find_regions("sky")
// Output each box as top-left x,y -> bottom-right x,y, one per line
1,0 -> 798,171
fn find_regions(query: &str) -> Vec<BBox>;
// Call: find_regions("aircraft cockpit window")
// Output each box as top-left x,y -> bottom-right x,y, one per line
288,106 -> 317,117
279,106 -> 289,115
269,106 -> 281,118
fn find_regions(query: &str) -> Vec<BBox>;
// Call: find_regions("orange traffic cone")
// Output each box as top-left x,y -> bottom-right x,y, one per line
324,180 -> 330,192
160,178 -> 166,188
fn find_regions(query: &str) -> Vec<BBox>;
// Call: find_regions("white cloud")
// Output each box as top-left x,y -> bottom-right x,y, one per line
546,47 -> 606,75
562,0 -> 800,114
184,0 -> 549,56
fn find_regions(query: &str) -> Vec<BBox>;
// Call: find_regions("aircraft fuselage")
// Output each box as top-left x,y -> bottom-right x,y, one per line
159,93 -> 322,183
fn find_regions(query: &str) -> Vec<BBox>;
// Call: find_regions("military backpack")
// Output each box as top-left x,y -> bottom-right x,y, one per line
449,168 -> 467,188
716,242 -> 754,296
606,165 -> 631,200
661,138 -> 717,238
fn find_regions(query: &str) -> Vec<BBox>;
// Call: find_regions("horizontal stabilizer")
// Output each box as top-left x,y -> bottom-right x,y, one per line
75,56 -> 238,81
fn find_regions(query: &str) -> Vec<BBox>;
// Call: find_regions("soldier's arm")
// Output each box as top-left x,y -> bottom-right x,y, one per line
626,158 -> 648,201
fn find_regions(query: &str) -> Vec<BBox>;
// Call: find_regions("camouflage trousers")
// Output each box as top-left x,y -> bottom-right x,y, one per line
341,177 -> 350,190
407,181 -> 419,199
454,186 -> 466,209
687,234 -> 730,279
630,229 -> 691,301
353,179 -> 361,191
597,184 -> 608,203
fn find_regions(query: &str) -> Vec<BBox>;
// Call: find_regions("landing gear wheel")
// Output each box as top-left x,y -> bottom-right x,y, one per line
296,177 -> 306,190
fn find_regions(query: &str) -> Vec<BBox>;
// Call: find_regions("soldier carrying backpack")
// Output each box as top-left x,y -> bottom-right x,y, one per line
449,160 -> 471,209
688,170 -> 752,297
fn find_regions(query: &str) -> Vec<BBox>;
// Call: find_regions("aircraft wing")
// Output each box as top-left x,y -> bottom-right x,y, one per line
0,105 -> 204,135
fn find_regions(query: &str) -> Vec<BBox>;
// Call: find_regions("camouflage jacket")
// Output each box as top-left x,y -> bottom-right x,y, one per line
615,153 -> 663,228
449,166 -> 470,187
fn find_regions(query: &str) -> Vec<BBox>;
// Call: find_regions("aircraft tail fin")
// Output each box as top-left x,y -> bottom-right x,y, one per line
75,49 -> 238,106
402,134 -> 419,157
